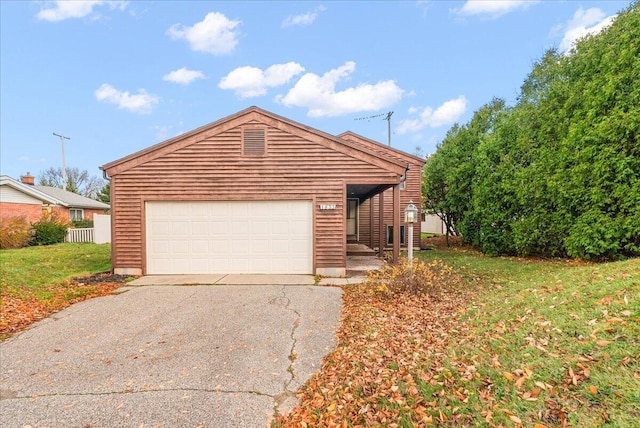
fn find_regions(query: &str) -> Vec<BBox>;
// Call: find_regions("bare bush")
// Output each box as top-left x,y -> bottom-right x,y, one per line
364,257 -> 458,297
0,216 -> 33,249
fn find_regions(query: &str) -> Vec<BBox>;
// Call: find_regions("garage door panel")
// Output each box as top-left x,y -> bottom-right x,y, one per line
230,203 -> 249,217
191,222 -> 209,235
146,201 -> 312,274
151,240 -> 170,254
191,240 -> 209,253
210,221 -> 229,234
191,204 -> 210,217
171,222 -> 190,235
252,239 -> 270,253
251,221 -> 268,234
190,258 -> 210,272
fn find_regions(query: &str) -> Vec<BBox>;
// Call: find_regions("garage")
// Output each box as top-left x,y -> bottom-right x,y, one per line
103,107 -> 408,276
146,200 -> 313,274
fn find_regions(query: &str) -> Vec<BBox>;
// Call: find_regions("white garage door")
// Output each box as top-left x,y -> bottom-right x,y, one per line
146,201 -> 313,274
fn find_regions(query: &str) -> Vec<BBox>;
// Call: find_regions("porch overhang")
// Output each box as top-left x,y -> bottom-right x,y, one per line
345,182 -> 402,265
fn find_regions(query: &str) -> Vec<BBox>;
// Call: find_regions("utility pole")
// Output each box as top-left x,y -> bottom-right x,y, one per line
354,110 -> 394,146
384,111 -> 393,146
53,132 -> 70,190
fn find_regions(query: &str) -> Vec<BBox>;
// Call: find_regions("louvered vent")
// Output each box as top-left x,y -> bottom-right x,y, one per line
243,128 -> 266,155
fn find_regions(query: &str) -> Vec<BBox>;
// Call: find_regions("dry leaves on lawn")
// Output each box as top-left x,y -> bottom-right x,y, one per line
275,266 -> 472,426
0,273 -> 126,338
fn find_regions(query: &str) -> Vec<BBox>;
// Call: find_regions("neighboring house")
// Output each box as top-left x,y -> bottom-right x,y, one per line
422,213 -> 447,235
0,174 -> 110,223
101,106 -> 422,277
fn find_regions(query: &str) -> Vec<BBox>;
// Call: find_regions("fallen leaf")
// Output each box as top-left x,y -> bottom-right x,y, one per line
589,385 -> 598,395
509,414 -> 522,424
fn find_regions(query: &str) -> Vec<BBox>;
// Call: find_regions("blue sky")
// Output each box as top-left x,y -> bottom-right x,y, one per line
0,0 -> 632,182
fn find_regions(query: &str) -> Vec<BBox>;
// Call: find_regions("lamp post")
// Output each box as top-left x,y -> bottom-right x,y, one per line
404,200 -> 418,276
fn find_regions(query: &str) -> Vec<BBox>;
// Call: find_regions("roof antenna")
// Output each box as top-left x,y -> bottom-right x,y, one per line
53,132 -> 70,190
354,111 -> 394,146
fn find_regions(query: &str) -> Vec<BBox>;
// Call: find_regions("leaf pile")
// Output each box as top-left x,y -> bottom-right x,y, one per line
0,272 -> 126,338
275,264 -> 472,426
365,258 -> 455,296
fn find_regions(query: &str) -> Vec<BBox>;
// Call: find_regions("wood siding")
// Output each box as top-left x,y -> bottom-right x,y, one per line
339,133 -> 425,249
107,122 -> 402,274
358,164 -> 422,249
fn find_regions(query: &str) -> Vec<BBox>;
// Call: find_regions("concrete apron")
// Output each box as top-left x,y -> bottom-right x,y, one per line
128,274 -> 315,286
126,254 -> 384,287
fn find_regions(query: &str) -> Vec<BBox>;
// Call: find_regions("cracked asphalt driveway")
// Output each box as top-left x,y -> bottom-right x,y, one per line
0,284 -> 343,427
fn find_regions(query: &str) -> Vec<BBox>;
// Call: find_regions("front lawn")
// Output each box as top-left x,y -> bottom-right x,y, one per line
276,245 -> 640,427
0,243 -> 125,339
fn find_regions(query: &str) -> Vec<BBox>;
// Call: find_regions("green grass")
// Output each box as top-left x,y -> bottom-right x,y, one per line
421,232 -> 437,240
0,243 -> 111,293
417,247 -> 640,427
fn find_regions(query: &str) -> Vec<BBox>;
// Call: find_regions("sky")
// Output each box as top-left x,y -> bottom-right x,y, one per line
0,0 -> 632,182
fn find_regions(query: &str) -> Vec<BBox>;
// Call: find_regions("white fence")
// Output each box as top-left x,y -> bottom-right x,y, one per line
65,214 -> 111,243
93,214 -> 111,244
66,228 -> 94,243
421,214 -> 446,235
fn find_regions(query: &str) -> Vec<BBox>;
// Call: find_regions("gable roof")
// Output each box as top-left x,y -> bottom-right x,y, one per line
338,131 -> 427,166
0,175 -> 64,205
0,175 -> 109,209
101,106 -> 409,177
34,185 -> 110,210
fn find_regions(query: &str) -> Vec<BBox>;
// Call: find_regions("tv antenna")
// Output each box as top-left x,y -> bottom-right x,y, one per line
354,111 -> 393,146
53,132 -> 70,190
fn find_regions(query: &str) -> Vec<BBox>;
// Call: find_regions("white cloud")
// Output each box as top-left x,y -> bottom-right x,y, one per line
167,12 -> 241,55
455,0 -> 538,18
559,7 -> 617,54
277,62 -> 404,117
281,5 -> 326,28
37,1 -> 127,22
153,121 -> 184,141
163,67 -> 205,85
396,96 -> 467,134
19,155 -> 47,164
95,83 -> 159,114
219,62 -> 305,98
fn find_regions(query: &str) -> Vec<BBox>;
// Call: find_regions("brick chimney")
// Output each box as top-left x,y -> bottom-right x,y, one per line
20,173 -> 35,185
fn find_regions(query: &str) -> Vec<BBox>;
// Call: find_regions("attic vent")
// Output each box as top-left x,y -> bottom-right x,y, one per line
243,128 -> 266,155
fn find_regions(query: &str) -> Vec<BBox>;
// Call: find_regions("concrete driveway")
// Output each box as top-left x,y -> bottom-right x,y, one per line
0,284 -> 343,427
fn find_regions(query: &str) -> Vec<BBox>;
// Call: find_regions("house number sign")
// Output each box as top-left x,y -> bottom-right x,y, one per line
319,204 -> 337,210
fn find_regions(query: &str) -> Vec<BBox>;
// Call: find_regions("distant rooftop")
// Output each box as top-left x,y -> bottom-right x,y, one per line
33,185 -> 110,210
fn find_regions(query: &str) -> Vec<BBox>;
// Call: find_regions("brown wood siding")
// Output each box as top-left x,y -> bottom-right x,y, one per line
351,159 -> 423,249
109,125 -> 400,273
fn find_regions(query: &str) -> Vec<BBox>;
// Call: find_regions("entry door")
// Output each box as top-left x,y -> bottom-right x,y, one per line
346,198 -> 358,236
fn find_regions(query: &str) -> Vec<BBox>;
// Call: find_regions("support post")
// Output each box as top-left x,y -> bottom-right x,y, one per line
369,196 -> 374,249
393,184 -> 400,264
378,193 -> 385,258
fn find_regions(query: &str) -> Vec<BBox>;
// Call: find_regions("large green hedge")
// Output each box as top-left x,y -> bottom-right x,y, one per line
423,2 -> 639,259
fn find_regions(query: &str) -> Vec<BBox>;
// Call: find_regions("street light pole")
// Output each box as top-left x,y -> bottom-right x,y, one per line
53,133 -> 70,190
